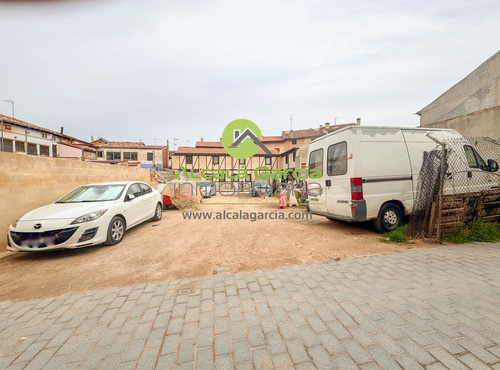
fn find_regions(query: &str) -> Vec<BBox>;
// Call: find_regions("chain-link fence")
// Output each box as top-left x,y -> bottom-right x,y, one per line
407,137 -> 500,241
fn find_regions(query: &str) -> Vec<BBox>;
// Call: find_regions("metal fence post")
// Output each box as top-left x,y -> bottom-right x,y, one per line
426,134 -> 446,243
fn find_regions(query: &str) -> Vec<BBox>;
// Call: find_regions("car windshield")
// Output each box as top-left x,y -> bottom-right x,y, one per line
57,185 -> 126,203
254,180 -> 269,187
197,182 -> 213,187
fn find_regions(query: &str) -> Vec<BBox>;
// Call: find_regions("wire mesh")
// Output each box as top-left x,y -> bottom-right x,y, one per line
407,137 -> 500,239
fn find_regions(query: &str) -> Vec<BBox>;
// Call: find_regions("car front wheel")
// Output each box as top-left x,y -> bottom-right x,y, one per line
106,216 -> 125,245
152,202 -> 163,221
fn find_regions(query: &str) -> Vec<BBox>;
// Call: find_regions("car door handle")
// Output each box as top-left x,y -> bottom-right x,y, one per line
326,180 -> 331,187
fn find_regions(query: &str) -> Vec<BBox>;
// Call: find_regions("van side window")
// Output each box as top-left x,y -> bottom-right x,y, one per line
464,145 -> 487,170
327,142 -> 347,176
309,149 -> 323,171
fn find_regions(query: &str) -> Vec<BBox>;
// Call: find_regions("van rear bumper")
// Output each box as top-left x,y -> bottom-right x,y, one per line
309,199 -> 367,222
351,199 -> 367,221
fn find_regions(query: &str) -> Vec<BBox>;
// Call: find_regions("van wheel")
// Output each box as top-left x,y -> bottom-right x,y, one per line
374,202 -> 402,233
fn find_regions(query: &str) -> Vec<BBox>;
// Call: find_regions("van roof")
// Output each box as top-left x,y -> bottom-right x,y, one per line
310,125 -> 460,144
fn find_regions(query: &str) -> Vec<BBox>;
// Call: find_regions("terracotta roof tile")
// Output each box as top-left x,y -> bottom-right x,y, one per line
0,114 -> 95,146
174,146 -> 280,155
195,141 -> 223,148
92,140 -> 166,149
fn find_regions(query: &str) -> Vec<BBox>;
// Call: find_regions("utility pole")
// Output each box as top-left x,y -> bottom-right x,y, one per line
3,99 -> 14,117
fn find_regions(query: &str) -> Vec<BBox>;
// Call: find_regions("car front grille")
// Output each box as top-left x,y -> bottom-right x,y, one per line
10,227 -> 79,248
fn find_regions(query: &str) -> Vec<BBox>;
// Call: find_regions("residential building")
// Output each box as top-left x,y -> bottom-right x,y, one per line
92,139 -> 167,170
417,50 -> 500,138
172,122 -> 356,181
0,114 -> 97,159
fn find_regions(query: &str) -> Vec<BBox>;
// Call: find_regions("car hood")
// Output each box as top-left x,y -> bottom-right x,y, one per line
19,201 -> 116,221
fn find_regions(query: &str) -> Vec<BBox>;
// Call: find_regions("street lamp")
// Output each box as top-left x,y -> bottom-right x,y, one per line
3,99 -> 14,117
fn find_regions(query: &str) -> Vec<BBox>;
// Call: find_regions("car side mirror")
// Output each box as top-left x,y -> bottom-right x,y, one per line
487,159 -> 499,172
126,194 -> 136,201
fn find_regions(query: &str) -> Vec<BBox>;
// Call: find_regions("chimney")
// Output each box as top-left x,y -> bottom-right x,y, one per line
325,122 -> 330,129
200,138 -> 204,142
91,135 -> 94,142
60,126 -> 64,134
356,118 -> 361,125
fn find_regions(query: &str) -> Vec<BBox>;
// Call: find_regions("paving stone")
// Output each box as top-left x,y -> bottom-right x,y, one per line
232,340 -> 252,363
195,348 -> 214,370
214,354 -> 233,370
308,346 -> 335,370
215,334 -> 231,356
286,339 -> 311,365
6,244 -> 500,370
177,341 -> 196,364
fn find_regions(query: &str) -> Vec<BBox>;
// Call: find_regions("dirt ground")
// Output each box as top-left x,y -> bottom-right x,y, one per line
0,196 -> 436,302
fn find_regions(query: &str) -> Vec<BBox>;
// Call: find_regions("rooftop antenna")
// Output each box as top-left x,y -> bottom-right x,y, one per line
3,99 -> 14,117
149,138 -> 163,145
186,139 -> 190,147
173,137 -> 178,150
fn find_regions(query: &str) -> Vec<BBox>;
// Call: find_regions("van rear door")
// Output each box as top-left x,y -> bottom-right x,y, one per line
307,148 -> 327,214
324,141 -> 352,220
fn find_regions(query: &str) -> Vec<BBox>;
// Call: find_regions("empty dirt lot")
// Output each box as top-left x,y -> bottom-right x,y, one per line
0,196 -> 435,302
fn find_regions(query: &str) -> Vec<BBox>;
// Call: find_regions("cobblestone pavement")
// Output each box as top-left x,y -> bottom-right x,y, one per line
1,243 -> 500,369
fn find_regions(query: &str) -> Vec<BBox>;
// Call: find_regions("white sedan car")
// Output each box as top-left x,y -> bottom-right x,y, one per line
7,181 -> 163,252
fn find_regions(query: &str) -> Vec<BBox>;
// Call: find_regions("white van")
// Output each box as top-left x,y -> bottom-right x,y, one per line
306,126 -> 499,232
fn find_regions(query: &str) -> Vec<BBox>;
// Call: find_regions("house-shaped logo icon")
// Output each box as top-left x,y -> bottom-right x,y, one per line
222,119 -> 271,159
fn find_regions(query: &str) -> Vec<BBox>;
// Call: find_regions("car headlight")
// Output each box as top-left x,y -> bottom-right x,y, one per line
11,219 -> 19,228
71,210 -> 108,225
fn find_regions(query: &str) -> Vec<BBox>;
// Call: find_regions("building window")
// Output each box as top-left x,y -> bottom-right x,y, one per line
52,145 -> 57,157
213,156 -> 219,165
97,151 -> 103,158
107,152 -> 121,160
4,124 -> 12,130
27,143 -> 38,155
2,139 -> 13,152
186,155 -> 193,165
293,151 -> 296,162
265,157 -> 271,165
147,152 -> 153,161
15,141 -> 25,152
42,133 -> 48,138
285,155 -> 288,165
40,145 -> 49,157
274,148 -> 280,153
239,158 -> 245,165
124,152 -> 138,160
292,139 -> 297,145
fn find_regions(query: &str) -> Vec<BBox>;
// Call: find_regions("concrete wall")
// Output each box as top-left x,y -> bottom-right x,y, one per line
0,152 -> 152,251
419,50 -> 500,128
422,106 -> 500,139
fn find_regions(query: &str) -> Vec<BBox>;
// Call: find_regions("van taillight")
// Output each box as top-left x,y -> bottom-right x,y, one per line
350,177 -> 363,200
350,178 -> 363,186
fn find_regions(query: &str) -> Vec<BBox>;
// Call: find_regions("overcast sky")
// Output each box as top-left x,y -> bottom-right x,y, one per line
1,0 -> 499,147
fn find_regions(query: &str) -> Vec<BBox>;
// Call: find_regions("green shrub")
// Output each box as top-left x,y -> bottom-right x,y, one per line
447,219 -> 500,243
382,224 -> 408,243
